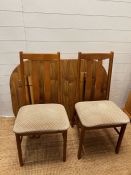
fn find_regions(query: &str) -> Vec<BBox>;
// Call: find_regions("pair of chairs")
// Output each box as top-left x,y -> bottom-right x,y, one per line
13,52 -> 130,166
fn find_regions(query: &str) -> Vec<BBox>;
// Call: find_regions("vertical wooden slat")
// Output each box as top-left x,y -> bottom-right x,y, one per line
24,76 -> 30,104
30,60 -> 40,103
61,60 -> 70,116
50,62 -> 58,103
19,52 -> 27,106
84,60 -> 94,100
94,60 -> 103,100
27,76 -> 34,104
80,72 -> 85,101
106,52 -> 114,100
78,53 -> 81,102
90,61 -> 96,100
43,61 -> 51,103
57,52 -> 61,104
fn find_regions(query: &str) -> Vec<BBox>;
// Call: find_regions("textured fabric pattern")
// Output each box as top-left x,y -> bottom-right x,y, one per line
75,100 -> 130,127
13,104 -> 70,134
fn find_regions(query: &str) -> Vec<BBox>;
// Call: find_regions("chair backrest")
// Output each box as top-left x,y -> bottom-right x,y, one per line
78,52 -> 114,101
19,52 -> 61,105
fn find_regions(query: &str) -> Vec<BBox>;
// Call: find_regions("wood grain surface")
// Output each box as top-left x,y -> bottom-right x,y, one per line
10,59 -> 109,120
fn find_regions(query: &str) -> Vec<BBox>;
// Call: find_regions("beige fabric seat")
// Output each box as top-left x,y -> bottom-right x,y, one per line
13,104 -> 70,134
75,100 -> 130,128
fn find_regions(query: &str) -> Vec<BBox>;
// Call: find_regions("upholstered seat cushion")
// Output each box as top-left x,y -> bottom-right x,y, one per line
75,100 -> 130,127
13,104 -> 70,134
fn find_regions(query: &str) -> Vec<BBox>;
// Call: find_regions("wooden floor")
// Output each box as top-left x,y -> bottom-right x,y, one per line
0,117 -> 131,175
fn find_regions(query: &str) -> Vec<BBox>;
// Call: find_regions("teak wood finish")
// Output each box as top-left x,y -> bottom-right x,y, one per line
19,52 -> 61,105
14,52 -> 68,166
75,52 -> 127,159
10,59 -> 108,120
77,52 -> 114,101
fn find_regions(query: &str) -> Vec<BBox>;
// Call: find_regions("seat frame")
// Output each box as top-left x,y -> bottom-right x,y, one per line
15,52 -> 68,166
74,52 -> 127,159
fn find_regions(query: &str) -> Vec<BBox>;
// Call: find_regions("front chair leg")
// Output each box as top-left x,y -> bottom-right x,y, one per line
115,124 -> 127,154
78,127 -> 85,159
15,134 -> 23,166
62,130 -> 67,162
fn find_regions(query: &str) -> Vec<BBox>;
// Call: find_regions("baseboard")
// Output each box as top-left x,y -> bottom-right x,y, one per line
0,115 -> 15,118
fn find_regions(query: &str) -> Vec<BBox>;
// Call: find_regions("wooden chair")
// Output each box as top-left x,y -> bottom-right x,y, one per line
123,91 -> 131,120
13,52 -> 70,166
75,52 -> 130,159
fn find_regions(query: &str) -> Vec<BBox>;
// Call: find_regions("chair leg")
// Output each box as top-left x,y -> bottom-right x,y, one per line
15,134 -> 23,166
115,124 -> 127,154
62,130 -> 67,162
78,127 -> 85,159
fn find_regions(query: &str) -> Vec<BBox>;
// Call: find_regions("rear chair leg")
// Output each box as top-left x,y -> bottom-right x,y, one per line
15,134 -> 23,166
62,130 -> 67,162
115,124 -> 127,154
78,127 -> 85,159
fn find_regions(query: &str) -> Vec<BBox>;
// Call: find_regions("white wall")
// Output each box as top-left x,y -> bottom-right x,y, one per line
0,0 -> 131,116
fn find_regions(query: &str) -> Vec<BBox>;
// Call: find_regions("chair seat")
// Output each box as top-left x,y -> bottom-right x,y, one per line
13,104 -> 70,134
75,100 -> 130,128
